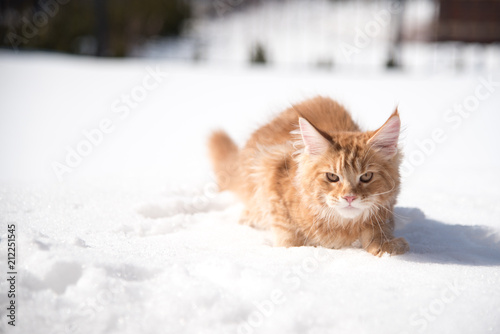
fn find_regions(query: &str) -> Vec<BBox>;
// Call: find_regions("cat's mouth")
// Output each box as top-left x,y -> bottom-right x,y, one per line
325,198 -> 366,219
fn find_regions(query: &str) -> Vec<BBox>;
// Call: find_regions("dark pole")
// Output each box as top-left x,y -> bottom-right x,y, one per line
95,0 -> 109,56
387,0 -> 405,68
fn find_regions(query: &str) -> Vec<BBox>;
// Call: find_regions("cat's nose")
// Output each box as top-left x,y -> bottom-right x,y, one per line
343,195 -> 357,204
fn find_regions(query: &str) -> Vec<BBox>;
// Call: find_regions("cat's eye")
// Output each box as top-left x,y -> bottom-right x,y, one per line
360,172 -> 373,183
326,173 -> 339,183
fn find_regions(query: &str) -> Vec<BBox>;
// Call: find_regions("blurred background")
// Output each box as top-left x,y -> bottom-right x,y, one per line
1,0 -> 499,72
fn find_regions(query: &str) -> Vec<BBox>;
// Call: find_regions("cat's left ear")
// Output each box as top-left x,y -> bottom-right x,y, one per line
367,108 -> 400,159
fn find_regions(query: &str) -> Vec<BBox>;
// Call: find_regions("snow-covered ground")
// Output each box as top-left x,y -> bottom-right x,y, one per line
1,47 -> 500,334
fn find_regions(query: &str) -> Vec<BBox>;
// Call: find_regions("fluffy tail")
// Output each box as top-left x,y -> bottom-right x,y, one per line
208,130 -> 239,192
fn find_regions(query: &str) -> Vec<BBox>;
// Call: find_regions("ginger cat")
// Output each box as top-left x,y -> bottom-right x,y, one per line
208,96 -> 409,256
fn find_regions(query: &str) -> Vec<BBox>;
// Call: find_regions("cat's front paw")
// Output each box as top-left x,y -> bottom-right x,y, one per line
368,237 -> 409,257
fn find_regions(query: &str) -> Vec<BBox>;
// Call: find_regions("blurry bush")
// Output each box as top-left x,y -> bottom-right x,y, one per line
250,42 -> 267,65
0,0 -> 191,57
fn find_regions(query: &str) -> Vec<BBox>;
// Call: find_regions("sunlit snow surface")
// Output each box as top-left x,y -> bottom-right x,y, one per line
0,51 -> 500,334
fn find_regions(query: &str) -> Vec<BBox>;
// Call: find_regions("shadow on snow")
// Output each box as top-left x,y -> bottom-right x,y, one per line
394,207 -> 500,266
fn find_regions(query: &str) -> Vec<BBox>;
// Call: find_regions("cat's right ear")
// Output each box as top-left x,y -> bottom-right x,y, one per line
299,117 -> 330,155
367,109 -> 400,159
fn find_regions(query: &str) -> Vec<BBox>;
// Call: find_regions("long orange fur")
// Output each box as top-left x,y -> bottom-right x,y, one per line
208,96 -> 409,256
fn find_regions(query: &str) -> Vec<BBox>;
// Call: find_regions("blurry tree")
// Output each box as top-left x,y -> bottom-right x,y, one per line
0,0 -> 191,57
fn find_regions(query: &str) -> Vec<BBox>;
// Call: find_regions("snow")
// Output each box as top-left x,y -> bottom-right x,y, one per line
1,47 -> 500,334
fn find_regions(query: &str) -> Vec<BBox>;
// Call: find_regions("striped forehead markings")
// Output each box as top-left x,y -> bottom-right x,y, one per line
331,145 -> 366,174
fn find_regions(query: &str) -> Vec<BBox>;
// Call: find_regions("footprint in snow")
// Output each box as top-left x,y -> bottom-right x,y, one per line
136,190 -> 236,219
129,188 -> 237,236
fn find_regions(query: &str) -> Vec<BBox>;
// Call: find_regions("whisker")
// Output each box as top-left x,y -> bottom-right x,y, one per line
372,208 -> 389,243
372,202 -> 409,223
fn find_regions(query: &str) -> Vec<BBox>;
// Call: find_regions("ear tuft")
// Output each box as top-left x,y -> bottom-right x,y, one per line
367,110 -> 400,158
299,117 -> 330,155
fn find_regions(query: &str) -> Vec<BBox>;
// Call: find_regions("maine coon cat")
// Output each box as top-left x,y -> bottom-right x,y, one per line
208,96 -> 409,256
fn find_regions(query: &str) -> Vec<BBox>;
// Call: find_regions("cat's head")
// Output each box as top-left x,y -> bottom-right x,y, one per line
295,110 -> 401,221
